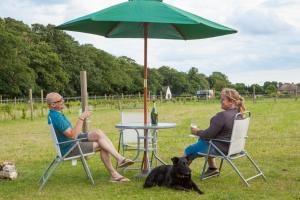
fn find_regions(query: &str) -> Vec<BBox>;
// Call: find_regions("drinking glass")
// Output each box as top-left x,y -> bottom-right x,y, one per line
189,121 -> 198,137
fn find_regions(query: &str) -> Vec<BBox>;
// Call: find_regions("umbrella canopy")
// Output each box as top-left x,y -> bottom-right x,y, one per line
56,0 -> 237,174
57,0 -> 236,39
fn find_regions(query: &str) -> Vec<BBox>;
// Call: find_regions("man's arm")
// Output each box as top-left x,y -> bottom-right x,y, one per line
64,110 -> 91,138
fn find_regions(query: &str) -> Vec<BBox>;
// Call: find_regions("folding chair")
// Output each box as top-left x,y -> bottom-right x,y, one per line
117,112 -> 155,170
198,112 -> 266,186
38,117 -> 95,191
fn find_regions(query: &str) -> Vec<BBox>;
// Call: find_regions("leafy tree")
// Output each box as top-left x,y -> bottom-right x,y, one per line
208,72 -> 231,92
249,84 -> 264,95
265,85 -> 277,96
148,68 -> 163,95
0,18 -> 36,96
158,66 -> 189,95
263,81 -> 278,94
28,41 -> 69,94
233,83 -> 248,95
187,67 -> 209,94
2,17 -> 286,98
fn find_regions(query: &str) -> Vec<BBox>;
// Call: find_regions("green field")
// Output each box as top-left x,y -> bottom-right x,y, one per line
0,100 -> 299,200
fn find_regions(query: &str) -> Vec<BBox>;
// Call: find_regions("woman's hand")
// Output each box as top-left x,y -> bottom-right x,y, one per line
191,127 -> 200,135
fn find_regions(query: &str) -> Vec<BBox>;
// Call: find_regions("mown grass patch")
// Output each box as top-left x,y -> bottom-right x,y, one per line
0,99 -> 299,200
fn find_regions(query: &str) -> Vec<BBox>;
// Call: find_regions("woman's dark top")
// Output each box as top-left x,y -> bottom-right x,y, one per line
196,108 -> 239,153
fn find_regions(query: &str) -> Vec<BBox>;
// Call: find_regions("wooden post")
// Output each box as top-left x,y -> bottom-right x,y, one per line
29,89 -> 34,121
253,85 -> 256,104
296,86 -> 298,101
160,91 -> 163,102
41,90 -> 44,116
0,95 -> 2,104
148,91 -> 151,101
14,97 -> 16,106
80,71 -> 89,133
118,100 -> 121,110
105,94 -> 107,100
121,93 -> 123,109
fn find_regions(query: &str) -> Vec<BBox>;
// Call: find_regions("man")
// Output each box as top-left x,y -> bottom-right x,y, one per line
46,92 -> 134,182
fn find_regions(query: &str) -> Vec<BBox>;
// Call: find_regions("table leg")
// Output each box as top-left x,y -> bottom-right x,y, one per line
153,153 -> 167,165
134,129 -> 150,177
152,129 -> 167,165
141,128 -> 151,175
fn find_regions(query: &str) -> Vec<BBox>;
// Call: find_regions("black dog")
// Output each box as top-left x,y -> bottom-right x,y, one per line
143,157 -> 203,195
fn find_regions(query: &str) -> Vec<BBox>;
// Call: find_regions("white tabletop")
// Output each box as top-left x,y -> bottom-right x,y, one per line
115,122 -> 176,129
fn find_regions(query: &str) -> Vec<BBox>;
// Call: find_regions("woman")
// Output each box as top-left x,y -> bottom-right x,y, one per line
184,88 -> 246,178
46,92 -> 134,182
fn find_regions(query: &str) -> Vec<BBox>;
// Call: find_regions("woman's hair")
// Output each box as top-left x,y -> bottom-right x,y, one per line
221,88 -> 246,113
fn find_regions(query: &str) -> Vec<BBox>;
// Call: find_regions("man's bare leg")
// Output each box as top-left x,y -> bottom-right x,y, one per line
95,145 -> 126,180
88,129 -> 124,164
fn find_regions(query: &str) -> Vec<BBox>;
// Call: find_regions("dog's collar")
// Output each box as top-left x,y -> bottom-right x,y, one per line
176,174 -> 190,178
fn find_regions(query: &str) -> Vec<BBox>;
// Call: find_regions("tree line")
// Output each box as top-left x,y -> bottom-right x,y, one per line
0,17 -> 296,98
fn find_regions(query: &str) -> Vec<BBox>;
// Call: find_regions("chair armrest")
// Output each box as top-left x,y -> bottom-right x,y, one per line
210,139 -> 231,143
58,138 -> 87,145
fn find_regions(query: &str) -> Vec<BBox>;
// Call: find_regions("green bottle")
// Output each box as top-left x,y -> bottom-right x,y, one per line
151,101 -> 158,125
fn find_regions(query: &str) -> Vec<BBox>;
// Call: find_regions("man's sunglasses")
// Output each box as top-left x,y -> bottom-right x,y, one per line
52,97 -> 64,104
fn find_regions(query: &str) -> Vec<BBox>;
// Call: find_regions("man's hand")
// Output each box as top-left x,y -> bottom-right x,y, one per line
80,110 -> 92,120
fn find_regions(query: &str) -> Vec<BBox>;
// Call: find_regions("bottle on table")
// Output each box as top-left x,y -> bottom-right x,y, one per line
151,101 -> 158,125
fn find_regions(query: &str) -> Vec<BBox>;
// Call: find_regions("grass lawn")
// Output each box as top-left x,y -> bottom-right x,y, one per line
0,99 -> 299,200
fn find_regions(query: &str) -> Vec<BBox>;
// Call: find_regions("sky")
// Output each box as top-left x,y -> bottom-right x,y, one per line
1,0 -> 300,85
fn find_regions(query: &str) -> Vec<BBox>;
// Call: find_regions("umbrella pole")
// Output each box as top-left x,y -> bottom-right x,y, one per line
143,22 -> 148,174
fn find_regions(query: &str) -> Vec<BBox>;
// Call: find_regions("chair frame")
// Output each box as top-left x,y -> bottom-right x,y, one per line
198,112 -> 266,186
117,112 -> 158,171
38,117 -> 95,191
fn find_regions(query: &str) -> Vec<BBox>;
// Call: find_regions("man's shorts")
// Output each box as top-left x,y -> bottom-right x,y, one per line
66,133 -> 94,157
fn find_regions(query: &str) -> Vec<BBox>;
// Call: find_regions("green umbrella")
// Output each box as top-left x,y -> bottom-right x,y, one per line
57,0 -> 237,173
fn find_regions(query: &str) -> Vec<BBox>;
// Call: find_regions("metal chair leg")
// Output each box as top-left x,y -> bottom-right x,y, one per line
245,153 -> 266,181
218,158 -> 224,176
38,157 -> 57,184
150,151 -> 155,168
80,156 -> 94,185
38,158 -> 61,192
225,158 -> 250,187
200,143 -> 212,180
116,130 -> 123,169
77,145 -> 94,185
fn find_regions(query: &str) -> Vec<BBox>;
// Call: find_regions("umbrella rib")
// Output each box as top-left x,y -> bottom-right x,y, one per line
171,24 -> 186,40
105,22 -> 121,37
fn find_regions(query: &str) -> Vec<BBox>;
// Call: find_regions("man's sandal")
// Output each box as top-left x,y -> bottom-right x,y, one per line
118,158 -> 134,168
109,176 -> 130,183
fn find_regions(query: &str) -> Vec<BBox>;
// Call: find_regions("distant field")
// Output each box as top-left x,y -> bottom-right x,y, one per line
0,99 -> 299,200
